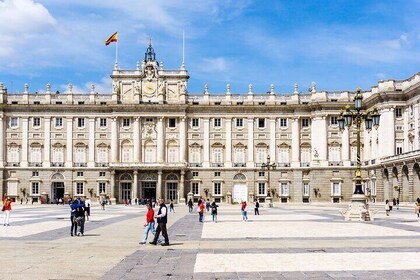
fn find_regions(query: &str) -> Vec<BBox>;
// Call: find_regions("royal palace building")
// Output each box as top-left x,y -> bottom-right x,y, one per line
1,44 -> 419,205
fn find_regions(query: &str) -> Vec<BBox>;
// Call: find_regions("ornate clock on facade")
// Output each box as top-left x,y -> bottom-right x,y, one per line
143,82 -> 156,95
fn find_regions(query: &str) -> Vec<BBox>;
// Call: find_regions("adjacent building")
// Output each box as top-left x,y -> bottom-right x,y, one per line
1,43 -> 419,204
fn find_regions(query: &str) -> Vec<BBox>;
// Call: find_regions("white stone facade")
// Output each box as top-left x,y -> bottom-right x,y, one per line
1,44 -> 419,204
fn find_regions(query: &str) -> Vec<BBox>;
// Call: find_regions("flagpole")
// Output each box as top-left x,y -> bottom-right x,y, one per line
115,35 -> 119,68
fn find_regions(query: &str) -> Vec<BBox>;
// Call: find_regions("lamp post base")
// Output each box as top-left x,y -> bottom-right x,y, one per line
264,196 -> 273,208
343,194 -> 374,221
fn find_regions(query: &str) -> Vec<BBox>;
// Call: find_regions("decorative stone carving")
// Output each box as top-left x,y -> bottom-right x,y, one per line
142,122 -> 156,140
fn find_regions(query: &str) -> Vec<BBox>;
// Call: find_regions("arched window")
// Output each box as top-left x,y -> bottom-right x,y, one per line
233,173 -> 247,181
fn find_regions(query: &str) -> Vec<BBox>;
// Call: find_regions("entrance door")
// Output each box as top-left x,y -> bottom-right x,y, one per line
233,183 -> 247,203
167,182 -> 178,201
121,182 -> 132,201
52,182 -> 65,201
142,181 -> 156,200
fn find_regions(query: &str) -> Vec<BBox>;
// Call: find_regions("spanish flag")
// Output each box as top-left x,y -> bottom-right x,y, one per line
105,32 -> 118,46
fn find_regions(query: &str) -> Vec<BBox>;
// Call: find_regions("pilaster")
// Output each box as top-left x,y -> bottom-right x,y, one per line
0,114 -> 4,167
291,117 -> 300,167
179,117 -> 186,162
134,117 -> 140,162
414,104 -> 419,150
44,117 -> 51,166
157,170 -> 162,199
157,117 -> 164,163
111,117 -> 118,162
247,118 -> 254,166
88,117 -> 95,167
66,117 -> 73,167
21,117 -> 28,167
203,118 -> 210,167
269,118 -> 276,163
225,117 -> 232,167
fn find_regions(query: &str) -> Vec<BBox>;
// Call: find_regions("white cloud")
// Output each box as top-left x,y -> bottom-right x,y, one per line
200,57 -> 228,72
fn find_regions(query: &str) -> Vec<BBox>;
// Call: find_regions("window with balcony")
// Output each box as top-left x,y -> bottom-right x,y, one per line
212,148 -> 223,163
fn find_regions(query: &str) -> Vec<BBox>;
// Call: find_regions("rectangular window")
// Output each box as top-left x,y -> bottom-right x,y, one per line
192,118 -> 199,127
55,117 -> 63,128
395,108 -> 402,118
99,182 -> 106,194
77,171 -> 83,177
302,118 -> 309,127
145,118 -> 154,122
192,182 -> 199,195
330,116 -> 338,125
122,118 -> 130,127
259,171 -> 265,177
78,101 -> 84,105
214,182 -> 221,195
396,146 -> 403,155
76,182 -> 84,195
99,171 -> 106,177
332,182 -> 340,195
100,118 -> 107,128
214,172 -> 221,177
192,171 -> 199,177
32,182 -> 39,195
280,118 -> 287,128
214,118 -> 221,128
281,183 -> 289,196
33,117 -> 40,127
236,118 -> 243,128
10,117 -> 18,128
258,118 -> 265,128
303,183 -> 310,196
168,118 -> 176,128
258,183 -> 266,195
77,118 -> 85,128
213,148 -> 222,163
32,171 -> 39,177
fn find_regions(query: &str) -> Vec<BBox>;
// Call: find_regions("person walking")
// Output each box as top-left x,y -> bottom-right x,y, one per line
85,197 -> 92,221
140,203 -> 161,244
70,200 -> 78,236
211,200 -> 218,223
415,198 -> 420,218
169,199 -> 175,213
385,199 -> 391,216
74,200 -> 86,236
198,199 -> 205,223
2,197 -> 12,226
188,199 -> 193,213
241,201 -> 248,221
150,199 -> 170,246
254,199 -> 260,215
205,199 -> 210,212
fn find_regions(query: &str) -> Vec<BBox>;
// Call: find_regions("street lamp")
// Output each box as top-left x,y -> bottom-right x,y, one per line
261,155 -> 276,207
338,88 -> 380,221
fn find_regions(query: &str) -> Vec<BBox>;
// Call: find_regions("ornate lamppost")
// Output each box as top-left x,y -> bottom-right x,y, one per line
338,88 -> 380,221
261,155 -> 276,207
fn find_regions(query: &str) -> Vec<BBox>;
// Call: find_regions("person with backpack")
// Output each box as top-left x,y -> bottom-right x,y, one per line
169,199 -> 175,213
254,199 -> 260,215
188,199 -> 193,213
74,200 -> 86,236
211,200 -> 218,223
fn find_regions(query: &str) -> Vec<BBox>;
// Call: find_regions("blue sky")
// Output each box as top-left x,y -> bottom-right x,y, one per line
0,0 -> 419,94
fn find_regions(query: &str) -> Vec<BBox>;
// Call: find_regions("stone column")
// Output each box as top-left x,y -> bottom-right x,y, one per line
311,115 -> 327,165
133,117 -> 140,162
247,118 -> 254,166
225,117 -> 232,167
270,118 -> 276,162
203,118 -> 210,167
88,117 -> 95,167
415,104 -> 419,150
133,170 -> 138,200
44,117 -> 51,167
378,107 -> 395,157
0,114 -> 4,167
157,117 -> 164,163
403,108 -> 409,152
291,117 -> 300,167
179,117 -> 186,162
111,117 -> 118,163
319,116 -> 327,163
22,117 -> 28,167
110,171 -> 116,204
66,117 -> 73,167
341,126 -> 349,164
157,170 -> 162,199
179,170 -> 185,204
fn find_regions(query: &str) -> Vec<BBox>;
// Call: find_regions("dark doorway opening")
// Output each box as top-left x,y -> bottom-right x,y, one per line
142,181 -> 157,200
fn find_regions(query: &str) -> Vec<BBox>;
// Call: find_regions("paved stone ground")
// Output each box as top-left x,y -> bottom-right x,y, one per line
1,202 -> 420,279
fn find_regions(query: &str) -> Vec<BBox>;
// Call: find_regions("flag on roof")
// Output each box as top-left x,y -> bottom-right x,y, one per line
105,32 -> 118,46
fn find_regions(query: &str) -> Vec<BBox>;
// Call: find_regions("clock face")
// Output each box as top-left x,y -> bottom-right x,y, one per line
143,82 -> 156,95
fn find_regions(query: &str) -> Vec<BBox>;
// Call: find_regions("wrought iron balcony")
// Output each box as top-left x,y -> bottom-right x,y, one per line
74,162 -> 87,167
29,162 -> 43,167
51,162 -> 65,167
233,162 -> 246,167
210,163 -> 224,167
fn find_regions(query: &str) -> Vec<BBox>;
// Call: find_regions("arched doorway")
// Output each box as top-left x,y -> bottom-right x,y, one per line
232,173 -> 247,203
166,173 -> 179,202
51,173 -> 65,202
120,173 -> 132,203
413,163 -> 420,200
141,173 -> 157,200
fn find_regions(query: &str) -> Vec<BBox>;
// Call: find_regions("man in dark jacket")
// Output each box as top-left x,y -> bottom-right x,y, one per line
150,199 -> 169,246
74,200 -> 85,236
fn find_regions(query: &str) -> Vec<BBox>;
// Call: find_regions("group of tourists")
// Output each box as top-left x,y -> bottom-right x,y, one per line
69,197 -> 91,236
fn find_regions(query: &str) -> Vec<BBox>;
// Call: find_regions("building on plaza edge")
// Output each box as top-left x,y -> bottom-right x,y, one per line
0,43 -> 419,205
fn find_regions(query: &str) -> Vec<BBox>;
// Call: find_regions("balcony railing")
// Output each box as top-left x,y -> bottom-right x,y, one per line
189,163 -> 202,167
7,162 -> 20,167
255,163 -> 263,167
95,162 -> 109,167
277,162 -> 290,167
29,162 -> 43,167
51,162 -> 65,167
74,162 -> 87,167
328,161 -> 343,166
300,162 -> 310,167
233,163 -> 246,167
210,163 -> 224,167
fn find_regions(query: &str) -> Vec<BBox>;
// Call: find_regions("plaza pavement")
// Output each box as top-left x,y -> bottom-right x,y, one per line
0,202 -> 420,279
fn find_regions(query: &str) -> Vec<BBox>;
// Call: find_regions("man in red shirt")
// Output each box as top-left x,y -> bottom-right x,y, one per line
139,203 -> 160,244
